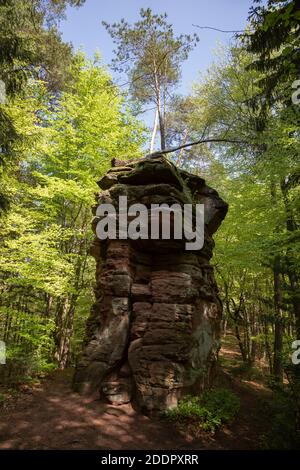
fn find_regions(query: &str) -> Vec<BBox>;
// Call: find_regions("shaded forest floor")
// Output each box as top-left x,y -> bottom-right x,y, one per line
0,334 -> 273,450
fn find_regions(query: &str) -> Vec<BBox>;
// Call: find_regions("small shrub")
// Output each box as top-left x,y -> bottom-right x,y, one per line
166,388 -> 240,433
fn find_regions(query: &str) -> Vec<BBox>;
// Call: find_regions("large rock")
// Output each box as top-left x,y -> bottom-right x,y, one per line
73,155 -> 228,412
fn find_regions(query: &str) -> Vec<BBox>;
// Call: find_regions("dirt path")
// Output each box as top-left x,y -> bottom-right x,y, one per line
0,369 -> 204,450
0,339 -> 271,450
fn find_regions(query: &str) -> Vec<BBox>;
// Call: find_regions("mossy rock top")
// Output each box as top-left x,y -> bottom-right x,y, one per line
97,155 -> 206,197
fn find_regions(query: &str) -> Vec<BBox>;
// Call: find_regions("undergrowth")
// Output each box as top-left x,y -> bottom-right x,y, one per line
165,388 -> 240,433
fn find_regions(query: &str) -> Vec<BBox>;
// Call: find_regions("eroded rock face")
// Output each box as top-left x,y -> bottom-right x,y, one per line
73,156 -> 228,412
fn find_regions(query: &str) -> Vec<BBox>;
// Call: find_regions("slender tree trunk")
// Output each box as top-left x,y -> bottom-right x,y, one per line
45,293 -> 53,317
150,109 -> 158,153
53,246 -> 86,368
223,315 -> 228,338
263,315 -> 273,373
273,256 -> 284,383
249,307 -> 257,365
153,63 -> 166,151
54,297 -> 70,369
269,181 -> 284,383
158,105 -> 166,150
234,320 -> 248,363
56,302 -> 76,370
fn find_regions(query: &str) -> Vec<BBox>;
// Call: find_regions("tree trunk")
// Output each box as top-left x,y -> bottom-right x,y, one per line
54,297 -> 76,369
263,315 -> 273,373
273,256 -> 284,383
153,64 -> 166,151
57,304 -> 76,369
234,321 -> 248,363
158,106 -> 166,150
150,109 -> 158,153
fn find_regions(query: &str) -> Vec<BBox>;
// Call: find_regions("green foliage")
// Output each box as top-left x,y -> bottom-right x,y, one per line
0,0 -> 85,95
166,389 -> 240,433
0,8 -> 298,450
0,307 -> 56,384
174,38 -> 300,377
261,388 -> 300,449
103,8 -> 198,96
0,0 -> 85,210
246,0 -> 300,102
103,8 -> 198,150
0,52 -> 145,380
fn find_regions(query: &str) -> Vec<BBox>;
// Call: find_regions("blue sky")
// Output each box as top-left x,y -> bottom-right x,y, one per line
60,0 -> 256,128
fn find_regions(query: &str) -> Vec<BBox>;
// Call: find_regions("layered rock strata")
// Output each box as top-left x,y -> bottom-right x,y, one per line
73,155 -> 228,412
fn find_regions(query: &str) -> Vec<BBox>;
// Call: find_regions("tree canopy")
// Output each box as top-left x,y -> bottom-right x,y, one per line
103,8 -> 198,151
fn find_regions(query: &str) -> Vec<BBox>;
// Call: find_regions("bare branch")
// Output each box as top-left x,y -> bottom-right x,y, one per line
146,137 -> 248,158
192,24 -> 245,33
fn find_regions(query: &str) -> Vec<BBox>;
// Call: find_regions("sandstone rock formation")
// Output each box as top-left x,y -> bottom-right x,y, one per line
73,155 -> 228,412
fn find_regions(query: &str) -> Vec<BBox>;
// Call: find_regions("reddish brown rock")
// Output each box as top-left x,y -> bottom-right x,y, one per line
73,155 -> 228,412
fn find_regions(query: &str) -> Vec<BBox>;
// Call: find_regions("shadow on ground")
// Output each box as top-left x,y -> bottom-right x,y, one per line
0,369 -> 201,450
0,337 -> 271,450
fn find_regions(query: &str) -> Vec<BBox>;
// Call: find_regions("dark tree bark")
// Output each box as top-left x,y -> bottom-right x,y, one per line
273,256 -> 284,383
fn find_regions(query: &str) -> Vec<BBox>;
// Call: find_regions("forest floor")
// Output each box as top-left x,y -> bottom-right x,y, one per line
0,334 -> 273,450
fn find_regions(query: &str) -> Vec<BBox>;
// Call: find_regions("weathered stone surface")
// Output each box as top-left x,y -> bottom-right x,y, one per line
73,155 -> 228,412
